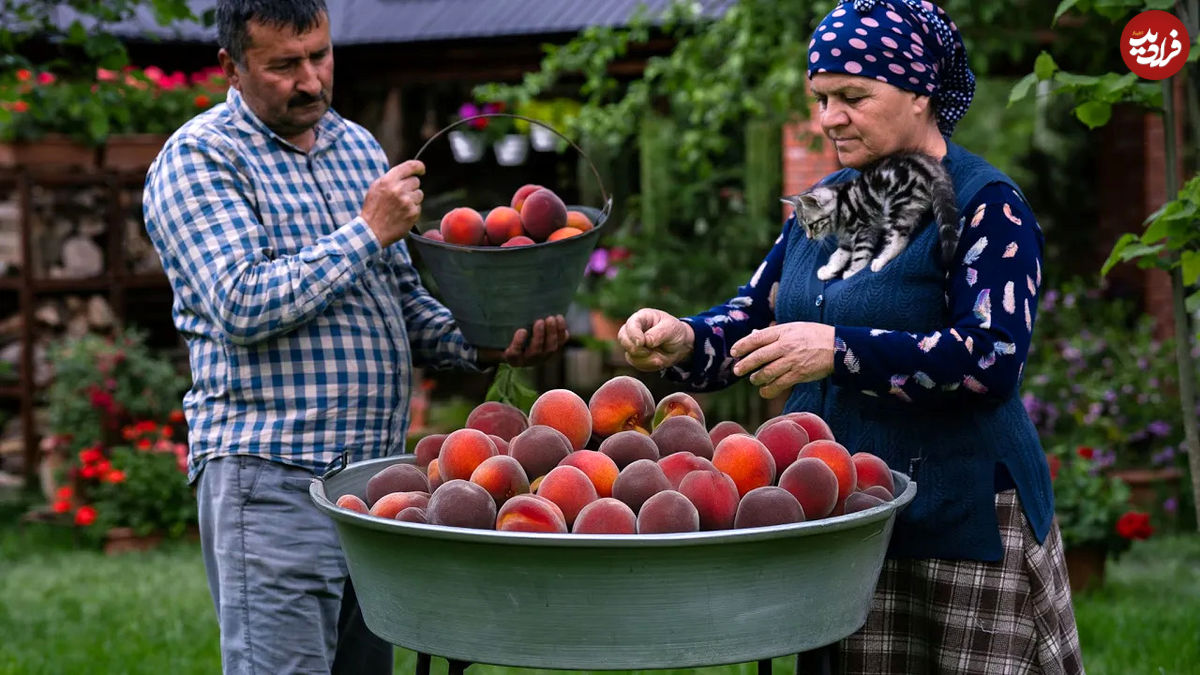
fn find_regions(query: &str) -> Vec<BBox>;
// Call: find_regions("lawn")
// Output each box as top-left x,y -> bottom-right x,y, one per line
2,490 -> 1198,675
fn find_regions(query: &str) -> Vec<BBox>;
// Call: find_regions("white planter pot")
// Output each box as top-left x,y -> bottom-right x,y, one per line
530,124 -> 559,152
493,134 -> 529,166
448,130 -> 485,163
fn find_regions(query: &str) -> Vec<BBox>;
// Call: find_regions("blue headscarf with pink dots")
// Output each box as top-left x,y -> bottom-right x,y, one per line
807,0 -> 975,136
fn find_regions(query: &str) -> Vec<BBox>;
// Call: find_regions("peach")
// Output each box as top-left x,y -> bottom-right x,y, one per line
637,490 -> 701,534
465,401 -> 529,442
754,421 -> 810,478
426,479 -> 497,529
427,458 -> 444,491
469,454 -> 531,507
366,463 -> 430,506
369,491 -> 430,519
487,435 -> 510,455
437,428 -> 499,482
843,491 -> 887,514
650,415 -> 715,460
536,465 -> 599,528
510,183 -> 545,212
496,494 -> 568,533
508,425 -> 573,479
500,235 -> 535,247
657,452 -> 718,490
863,485 -> 895,501
851,452 -> 895,497
611,458 -> 672,514
414,433 -> 448,468
395,507 -> 427,523
708,420 -> 749,447
777,457 -> 839,520
711,434 -> 776,497
421,229 -> 444,242
529,389 -> 592,450
573,498 -> 637,534
336,494 -> 369,514
528,492 -> 567,525
798,440 -> 857,502
598,430 -> 660,469
546,226 -> 584,242
520,188 -> 568,241
652,392 -> 706,430
439,207 -> 486,246
678,470 -> 740,531
758,412 -> 836,443
589,375 -> 656,437
559,450 -> 619,498
529,474 -> 545,492
484,206 -> 525,245
734,486 -> 805,528
566,210 -> 594,232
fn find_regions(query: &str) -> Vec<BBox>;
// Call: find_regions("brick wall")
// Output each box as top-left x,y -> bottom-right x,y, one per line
781,100 -> 841,220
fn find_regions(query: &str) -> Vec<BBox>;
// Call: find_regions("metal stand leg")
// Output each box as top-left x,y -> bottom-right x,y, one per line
446,658 -> 470,675
795,644 -> 836,675
415,652 -> 431,675
757,657 -> 773,675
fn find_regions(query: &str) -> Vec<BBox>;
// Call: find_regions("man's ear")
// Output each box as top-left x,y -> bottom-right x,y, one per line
218,48 -> 240,90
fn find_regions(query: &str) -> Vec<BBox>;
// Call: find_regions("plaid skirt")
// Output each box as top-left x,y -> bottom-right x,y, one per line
838,489 -> 1084,674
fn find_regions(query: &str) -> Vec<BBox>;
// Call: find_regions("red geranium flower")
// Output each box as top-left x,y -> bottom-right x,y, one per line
36,71 -> 55,85
12,100 -> 28,113
1076,446 -> 1094,460
136,438 -> 153,451
74,505 -> 97,527
194,94 -> 211,108
15,69 -> 31,82
55,486 -> 74,500
168,409 -> 186,424
52,499 -> 72,513
1115,511 -> 1153,540
105,470 -> 126,484
1046,454 -> 1061,481
79,447 -> 104,464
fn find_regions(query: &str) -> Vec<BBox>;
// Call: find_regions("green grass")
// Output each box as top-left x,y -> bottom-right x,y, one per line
2,489 -> 1198,675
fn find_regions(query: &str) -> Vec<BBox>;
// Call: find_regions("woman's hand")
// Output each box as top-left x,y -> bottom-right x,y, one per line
617,308 -> 695,371
731,322 -> 836,399
477,315 -> 568,367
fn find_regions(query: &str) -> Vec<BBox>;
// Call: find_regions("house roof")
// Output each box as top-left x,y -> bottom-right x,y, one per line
69,0 -> 735,45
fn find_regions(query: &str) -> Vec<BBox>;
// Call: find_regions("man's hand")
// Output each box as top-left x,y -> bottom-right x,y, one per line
617,308 -> 694,371
362,160 -> 425,247
477,315 -> 569,367
730,322 -> 835,399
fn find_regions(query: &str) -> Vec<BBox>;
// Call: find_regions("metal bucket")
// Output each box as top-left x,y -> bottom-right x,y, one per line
407,114 -> 613,349
310,455 -> 916,670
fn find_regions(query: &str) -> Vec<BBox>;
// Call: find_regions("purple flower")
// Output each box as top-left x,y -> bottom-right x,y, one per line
1163,497 -> 1178,514
1103,389 -> 1118,402
1061,345 -> 1082,362
1137,357 -> 1149,370
587,248 -> 609,276
1095,448 -> 1117,469
1147,420 -> 1171,437
1043,290 -> 1059,311
458,102 -> 480,120
1064,293 -> 1077,308
1083,402 -> 1103,425
1151,446 -> 1176,465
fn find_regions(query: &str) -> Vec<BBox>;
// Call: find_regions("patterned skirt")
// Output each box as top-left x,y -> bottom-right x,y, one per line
837,490 -> 1084,674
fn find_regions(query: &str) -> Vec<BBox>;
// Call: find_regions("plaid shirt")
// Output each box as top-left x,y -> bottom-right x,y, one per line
144,88 -> 478,483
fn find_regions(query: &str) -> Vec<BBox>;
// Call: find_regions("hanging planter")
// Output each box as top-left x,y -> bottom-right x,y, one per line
448,130 -> 485,163
492,133 -> 529,166
530,124 -> 559,152
101,133 -> 169,172
0,134 -> 98,170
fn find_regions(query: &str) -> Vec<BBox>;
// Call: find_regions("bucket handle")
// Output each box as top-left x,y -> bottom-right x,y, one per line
413,112 -> 613,226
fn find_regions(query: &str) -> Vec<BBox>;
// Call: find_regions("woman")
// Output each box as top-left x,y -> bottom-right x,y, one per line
617,1 -> 1083,672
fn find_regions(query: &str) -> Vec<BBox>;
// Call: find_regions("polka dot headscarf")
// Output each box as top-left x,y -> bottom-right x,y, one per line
807,0 -> 975,136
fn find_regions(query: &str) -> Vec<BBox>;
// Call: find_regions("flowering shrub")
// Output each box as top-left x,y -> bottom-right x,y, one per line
0,65 -> 226,145
453,100 -> 518,143
1049,444 -> 1152,554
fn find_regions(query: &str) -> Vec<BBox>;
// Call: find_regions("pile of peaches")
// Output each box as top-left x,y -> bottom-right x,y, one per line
335,375 -> 898,534
418,184 -> 594,247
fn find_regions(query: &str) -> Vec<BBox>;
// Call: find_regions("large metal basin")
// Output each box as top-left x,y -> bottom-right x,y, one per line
310,455 -> 916,670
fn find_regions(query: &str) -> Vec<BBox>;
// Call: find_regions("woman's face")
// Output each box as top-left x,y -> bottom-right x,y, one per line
810,73 -> 936,169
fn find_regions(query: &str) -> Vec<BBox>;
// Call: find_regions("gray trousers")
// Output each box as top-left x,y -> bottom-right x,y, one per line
197,455 -> 393,675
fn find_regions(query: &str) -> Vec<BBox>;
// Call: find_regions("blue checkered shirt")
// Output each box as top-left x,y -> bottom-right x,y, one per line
144,88 -> 479,483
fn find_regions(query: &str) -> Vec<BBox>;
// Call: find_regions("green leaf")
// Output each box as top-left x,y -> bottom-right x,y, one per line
1145,0 -> 1177,8
1101,233 -> 1137,276
1008,73 -> 1038,106
1052,0 -> 1082,23
1186,289 -> 1200,316
1183,250 -> 1200,285
1055,72 -> 1101,87
1074,100 -> 1112,128
1034,52 -> 1059,81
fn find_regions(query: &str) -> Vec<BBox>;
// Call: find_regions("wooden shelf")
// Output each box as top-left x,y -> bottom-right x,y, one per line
122,272 -> 170,289
29,276 -> 114,293
0,385 -> 20,400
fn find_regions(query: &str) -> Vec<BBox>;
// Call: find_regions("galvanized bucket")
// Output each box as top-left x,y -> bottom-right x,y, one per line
310,455 -> 917,670
407,114 -> 613,349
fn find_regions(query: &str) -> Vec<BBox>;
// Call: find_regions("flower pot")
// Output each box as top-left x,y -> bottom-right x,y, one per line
0,135 -> 98,170
589,310 -> 624,341
492,134 -> 529,166
448,130 -> 485,163
530,124 -> 559,152
1107,467 -> 1184,512
1064,544 -> 1106,593
101,134 -> 168,172
104,526 -> 164,556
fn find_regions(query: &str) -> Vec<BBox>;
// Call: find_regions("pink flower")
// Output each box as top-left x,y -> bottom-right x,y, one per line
36,71 -> 56,85
143,66 -> 165,83
96,68 -> 118,82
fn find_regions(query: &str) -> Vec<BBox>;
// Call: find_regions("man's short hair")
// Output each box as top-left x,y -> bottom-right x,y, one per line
217,0 -> 328,65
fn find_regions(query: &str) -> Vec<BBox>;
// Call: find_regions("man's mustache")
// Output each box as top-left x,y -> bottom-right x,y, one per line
289,91 -> 329,108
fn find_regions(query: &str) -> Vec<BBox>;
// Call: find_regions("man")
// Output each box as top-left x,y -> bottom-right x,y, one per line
142,2 -> 567,673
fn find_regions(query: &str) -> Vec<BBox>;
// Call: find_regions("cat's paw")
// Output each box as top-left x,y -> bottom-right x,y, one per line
870,258 -> 889,273
816,266 -> 837,281
841,267 -> 860,279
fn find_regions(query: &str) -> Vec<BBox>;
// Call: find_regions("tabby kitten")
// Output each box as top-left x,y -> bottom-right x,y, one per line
782,152 -> 958,281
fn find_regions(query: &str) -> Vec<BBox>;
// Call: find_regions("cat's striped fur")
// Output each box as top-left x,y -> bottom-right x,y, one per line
782,152 -> 958,281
